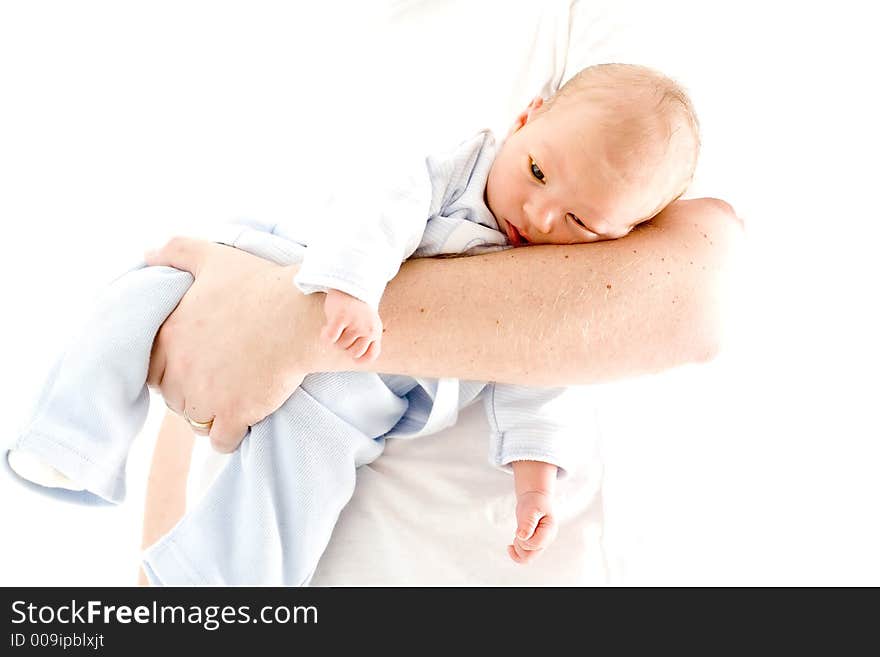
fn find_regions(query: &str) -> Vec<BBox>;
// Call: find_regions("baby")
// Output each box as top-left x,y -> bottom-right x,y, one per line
6,63 -> 699,581
306,62 -> 700,562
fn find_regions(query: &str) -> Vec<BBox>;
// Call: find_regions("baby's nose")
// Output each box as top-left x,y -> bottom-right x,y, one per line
533,208 -> 555,233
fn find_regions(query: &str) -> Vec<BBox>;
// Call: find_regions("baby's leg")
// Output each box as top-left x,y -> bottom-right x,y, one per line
6,264 -> 194,504
6,223 -> 309,504
141,371 -> 406,586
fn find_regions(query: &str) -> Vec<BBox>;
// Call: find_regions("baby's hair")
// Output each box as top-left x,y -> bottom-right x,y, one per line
542,63 -> 701,221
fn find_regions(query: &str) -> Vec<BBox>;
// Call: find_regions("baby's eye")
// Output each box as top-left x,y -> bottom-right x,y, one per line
529,157 -> 545,183
568,213 -> 587,230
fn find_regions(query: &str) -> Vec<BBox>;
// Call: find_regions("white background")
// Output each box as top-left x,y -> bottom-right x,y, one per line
1,0 -> 877,585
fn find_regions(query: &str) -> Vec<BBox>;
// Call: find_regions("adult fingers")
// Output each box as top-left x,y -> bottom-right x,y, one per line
146,337 -> 166,389
208,415 -> 249,454
144,236 -> 205,275
189,422 -> 212,438
163,399 -> 183,417
181,404 -> 214,438
152,345 -> 186,418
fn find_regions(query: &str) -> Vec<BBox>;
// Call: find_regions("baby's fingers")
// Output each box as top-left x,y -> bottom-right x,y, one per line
508,538 -> 543,565
321,319 -> 346,345
515,507 -> 545,542
347,336 -> 374,360
336,326 -> 365,350
526,514 -> 558,550
356,339 -> 381,363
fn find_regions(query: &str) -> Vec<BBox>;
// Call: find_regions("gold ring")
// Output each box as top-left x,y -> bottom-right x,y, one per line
183,408 -> 214,431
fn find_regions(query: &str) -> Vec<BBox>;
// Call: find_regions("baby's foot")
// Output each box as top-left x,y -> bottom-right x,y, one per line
507,490 -> 558,564
320,289 -> 383,362
6,449 -> 83,491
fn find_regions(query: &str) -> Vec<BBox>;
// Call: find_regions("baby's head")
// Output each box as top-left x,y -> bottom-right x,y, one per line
486,63 -> 700,245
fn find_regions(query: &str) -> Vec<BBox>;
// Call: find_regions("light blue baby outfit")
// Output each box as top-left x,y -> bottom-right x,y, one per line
8,131 -> 583,585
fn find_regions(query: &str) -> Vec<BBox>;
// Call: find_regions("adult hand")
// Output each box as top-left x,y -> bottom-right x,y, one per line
145,237 -> 316,452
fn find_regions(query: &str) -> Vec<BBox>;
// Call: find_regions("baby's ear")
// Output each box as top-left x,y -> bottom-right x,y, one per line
507,97 -> 545,137
527,96 -> 545,113
507,96 -> 544,137
506,110 -> 528,137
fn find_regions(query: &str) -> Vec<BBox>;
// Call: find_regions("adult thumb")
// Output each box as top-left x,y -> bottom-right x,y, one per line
144,236 -> 204,275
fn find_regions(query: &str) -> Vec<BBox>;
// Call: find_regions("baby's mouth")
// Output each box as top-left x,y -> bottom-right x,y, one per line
502,218 -> 527,245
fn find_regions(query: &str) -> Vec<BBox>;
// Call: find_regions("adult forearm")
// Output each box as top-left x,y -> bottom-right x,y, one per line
138,412 -> 194,584
306,197 -> 743,386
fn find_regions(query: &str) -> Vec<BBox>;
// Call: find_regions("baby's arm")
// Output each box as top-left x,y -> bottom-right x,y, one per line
294,157 -> 431,363
320,290 -> 383,362
484,384 -> 582,564
509,460 -> 558,564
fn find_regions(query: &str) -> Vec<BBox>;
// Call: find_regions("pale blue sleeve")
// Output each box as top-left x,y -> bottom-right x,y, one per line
293,155 -> 432,309
483,384 -> 591,479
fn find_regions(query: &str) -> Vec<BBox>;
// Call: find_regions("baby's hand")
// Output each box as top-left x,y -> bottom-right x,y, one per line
507,490 -> 558,565
321,289 -> 382,362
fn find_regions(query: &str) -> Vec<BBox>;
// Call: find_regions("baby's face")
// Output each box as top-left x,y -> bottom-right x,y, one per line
485,96 -> 668,246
